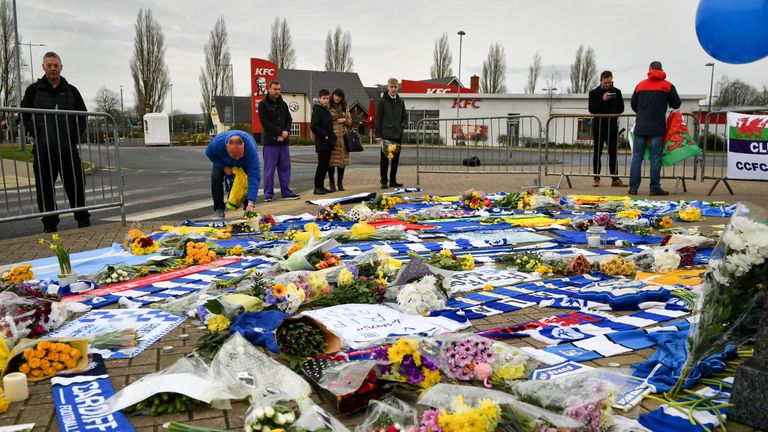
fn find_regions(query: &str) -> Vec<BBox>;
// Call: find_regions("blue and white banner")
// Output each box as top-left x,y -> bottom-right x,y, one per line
52,354 -> 135,432
726,112 -> 768,181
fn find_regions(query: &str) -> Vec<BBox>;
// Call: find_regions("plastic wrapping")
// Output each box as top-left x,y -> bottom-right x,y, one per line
0,290 -> 67,347
281,239 -> 341,271
288,402 -> 350,431
105,353 -> 239,414
317,360 -> 377,397
244,397 -> 298,432
510,373 -> 616,432
208,333 -> 311,403
388,275 -> 447,315
418,383 -> 583,432
302,358 -> 392,415
354,396 -> 418,432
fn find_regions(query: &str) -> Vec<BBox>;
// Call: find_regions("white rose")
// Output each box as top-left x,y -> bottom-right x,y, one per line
284,412 -> 295,423
274,413 -> 285,425
263,427 -> 272,432
245,425 -> 253,432
253,407 -> 264,420
264,406 -> 274,418
119,270 -> 128,276
111,272 -> 118,279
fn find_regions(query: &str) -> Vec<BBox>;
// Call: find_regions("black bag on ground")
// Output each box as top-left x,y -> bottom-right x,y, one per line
462,156 -> 481,167
344,130 -> 364,152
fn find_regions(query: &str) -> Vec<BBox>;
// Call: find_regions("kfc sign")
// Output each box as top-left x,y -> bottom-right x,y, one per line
251,58 -> 279,133
451,99 -> 481,109
400,79 -> 477,94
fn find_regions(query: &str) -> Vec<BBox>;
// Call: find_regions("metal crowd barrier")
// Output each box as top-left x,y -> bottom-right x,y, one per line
0,107 -> 125,224
544,113 -> 700,194
700,107 -> 768,195
415,115 -> 544,187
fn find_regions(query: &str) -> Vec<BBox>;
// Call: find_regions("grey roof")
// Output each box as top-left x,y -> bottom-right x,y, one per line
213,96 -> 251,123
421,76 -> 463,87
278,69 -> 371,113
365,86 -> 382,106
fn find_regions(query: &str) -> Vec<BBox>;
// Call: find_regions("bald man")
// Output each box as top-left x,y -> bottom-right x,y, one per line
205,130 -> 261,218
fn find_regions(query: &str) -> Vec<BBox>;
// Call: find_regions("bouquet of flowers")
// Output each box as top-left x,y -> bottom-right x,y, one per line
510,375 -> 615,432
655,215 -> 674,229
669,204 -> 768,398
676,206 -> 702,222
346,204 -> 375,222
494,251 -> 544,273
244,403 -> 297,432
184,241 -> 217,265
308,251 -> 342,270
263,282 -> 306,314
394,275 -> 446,315
276,317 -> 329,369
420,394 -> 501,432
460,190 -> 491,210
316,204 -> 346,222
98,265 -> 132,285
438,334 -> 496,387
311,267 -> 386,307
598,256 -> 636,276
130,235 -> 160,255
627,249 -> 680,273
542,254 -> 592,276
356,396 -> 418,432
38,234 -> 72,275
572,213 -> 616,232
272,271 -> 324,303
257,213 -> 278,232
615,209 -> 642,220
372,338 -> 441,390
2,264 -> 33,284
227,221 -> 257,234
0,290 -> 59,345
493,192 -> 521,209
90,328 -> 140,351
419,249 -> 475,271
302,359 -> 393,415
369,194 -> 404,212
10,339 -> 85,380
381,139 -> 400,160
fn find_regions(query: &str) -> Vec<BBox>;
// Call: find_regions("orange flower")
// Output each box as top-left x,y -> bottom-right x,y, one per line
272,284 -> 287,297
49,343 -> 61,353
53,362 -> 64,371
18,364 -> 30,374
59,353 -> 71,362
40,359 -> 50,370
37,341 -> 51,351
34,349 -> 46,358
44,367 -> 55,376
22,349 -> 35,360
28,358 -> 40,369
29,369 -> 43,378
46,352 -> 59,362
64,360 -> 76,369
70,349 -> 81,359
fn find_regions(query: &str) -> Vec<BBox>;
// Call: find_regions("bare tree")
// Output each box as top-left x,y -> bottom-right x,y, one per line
324,25 -> 353,72
199,16 -> 232,120
714,76 -> 768,108
269,17 -> 296,69
93,86 -> 120,116
544,67 -> 562,118
569,44 -> 598,93
129,8 -> 170,115
480,43 -> 506,94
430,32 -> 453,79
525,51 -> 542,94
0,0 -> 18,107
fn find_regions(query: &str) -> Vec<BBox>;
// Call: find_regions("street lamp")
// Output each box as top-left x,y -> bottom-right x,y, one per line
705,62 -> 715,113
119,85 -> 125,138
20,42 -> 45,82
230,64 -> 235,127
170,83 -> 174,134
456,30 -> 466,119
542,87 -> 557,117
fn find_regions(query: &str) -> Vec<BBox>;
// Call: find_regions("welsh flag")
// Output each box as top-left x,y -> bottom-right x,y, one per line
631,111 -> 702,166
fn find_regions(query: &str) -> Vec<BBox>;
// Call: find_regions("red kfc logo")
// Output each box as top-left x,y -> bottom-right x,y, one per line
451,99 -> 481,109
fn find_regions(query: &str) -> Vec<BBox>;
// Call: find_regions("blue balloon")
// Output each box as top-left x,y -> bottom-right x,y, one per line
696,0 -> 768,64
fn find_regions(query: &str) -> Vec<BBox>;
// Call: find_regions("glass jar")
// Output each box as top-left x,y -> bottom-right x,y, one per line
586,226 -> 606,248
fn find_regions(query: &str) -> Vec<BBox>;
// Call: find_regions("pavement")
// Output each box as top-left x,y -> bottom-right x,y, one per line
0,163 -> 765,431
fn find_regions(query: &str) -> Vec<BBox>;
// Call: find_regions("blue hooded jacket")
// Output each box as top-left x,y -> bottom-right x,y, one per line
205,130 -> 261,202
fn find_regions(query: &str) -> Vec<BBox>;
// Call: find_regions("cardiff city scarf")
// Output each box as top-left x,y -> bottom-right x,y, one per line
638,378 -> 732,432
52,354 -> 135,432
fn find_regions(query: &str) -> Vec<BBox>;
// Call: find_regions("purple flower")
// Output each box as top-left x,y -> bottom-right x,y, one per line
378,364 -> 392,375
453,353 -> 473,367
420,409 -> 442,431
196,304 -> 209,324
421,355 -> 438,371
400,354 -> 425,384
373,347 -> 389,363
457,367 -> 474,381
264,290 -> 277,305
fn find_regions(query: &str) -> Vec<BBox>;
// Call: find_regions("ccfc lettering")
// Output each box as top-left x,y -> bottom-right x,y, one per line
736,161 -> 768,172
451,99 -> 480,109
253,68 -> 275,76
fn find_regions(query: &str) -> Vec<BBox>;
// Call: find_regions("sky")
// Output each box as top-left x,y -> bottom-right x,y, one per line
16,0 -> 768,114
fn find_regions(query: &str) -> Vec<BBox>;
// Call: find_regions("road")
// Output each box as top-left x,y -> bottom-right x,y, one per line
0,144 -> 725,239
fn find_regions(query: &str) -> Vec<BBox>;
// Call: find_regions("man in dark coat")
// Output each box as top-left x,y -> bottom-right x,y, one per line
21,52 -> 89,233
257,80 -> 299,201
375,78 -> 407,189
310,89 -> 335,195
588,70 -> 625,188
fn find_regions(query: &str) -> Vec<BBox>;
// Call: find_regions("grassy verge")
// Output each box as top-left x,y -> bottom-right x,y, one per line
2,143 -> 95,173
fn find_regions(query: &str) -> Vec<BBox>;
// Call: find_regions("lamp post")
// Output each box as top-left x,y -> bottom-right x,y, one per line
230,64 -> 235,127
119,85 -> 125,138
542,87 -> 557,118
705,62 -> 715,113
169,83 -> 174,134
456,30 -> 465,119
20,42 -> 45,82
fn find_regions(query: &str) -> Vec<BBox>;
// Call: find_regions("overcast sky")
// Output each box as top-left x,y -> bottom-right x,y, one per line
17,0 -> 768,114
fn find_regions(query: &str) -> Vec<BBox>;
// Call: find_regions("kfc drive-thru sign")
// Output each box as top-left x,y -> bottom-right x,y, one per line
251,58 -> 278,133
400,79 -> 477,94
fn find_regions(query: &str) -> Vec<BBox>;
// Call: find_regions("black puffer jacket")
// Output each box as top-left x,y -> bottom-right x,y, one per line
631,70 -> 681,136
375,92 -> 407,140
20,76 -> 87,153
257,95 -> 292,145
310,101 -> 336,153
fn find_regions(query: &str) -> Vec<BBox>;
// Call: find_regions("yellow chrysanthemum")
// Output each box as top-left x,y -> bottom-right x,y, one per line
206,314 -> 230,332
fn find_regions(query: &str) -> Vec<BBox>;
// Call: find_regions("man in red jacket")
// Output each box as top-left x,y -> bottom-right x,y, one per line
629,61 -> 681,196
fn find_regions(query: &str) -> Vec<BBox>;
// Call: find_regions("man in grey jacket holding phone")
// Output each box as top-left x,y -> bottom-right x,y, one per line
588,70 -> 625,188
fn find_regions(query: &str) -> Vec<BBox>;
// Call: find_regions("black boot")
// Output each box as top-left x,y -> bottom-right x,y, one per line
327,168 -> 337,192
313,188 -> 327,195
337,167 -> 345,191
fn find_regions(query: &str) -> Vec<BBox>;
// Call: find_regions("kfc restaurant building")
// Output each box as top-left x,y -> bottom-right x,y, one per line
399,76 -> 704,145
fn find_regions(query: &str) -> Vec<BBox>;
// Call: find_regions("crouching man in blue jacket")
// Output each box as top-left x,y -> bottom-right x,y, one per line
205,130 -> 261,219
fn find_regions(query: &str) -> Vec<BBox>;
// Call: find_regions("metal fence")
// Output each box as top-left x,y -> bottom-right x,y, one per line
700,107 -> 768,195
0,107 -> 125,224
415,115 -> 543,187
544,113 -> 700,193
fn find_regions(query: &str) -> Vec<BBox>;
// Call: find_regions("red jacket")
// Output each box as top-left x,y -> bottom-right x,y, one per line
630,70 -> 681,136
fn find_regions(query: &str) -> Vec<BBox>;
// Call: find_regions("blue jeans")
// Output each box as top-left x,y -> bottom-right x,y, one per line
630,135 -> 663,192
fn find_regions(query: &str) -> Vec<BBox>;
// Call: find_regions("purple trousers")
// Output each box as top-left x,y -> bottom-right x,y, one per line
262,144 -> 293,198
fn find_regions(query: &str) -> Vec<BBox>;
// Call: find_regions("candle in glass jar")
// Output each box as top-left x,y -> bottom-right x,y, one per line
3,372 -> 29,402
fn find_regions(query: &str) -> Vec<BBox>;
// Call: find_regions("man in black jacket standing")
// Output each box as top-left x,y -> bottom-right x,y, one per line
257,80 -> 299,202
21,52 -> 89,233
588,71 -> 625,188
375,78 -> 407,189
310,89 -> 335,195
